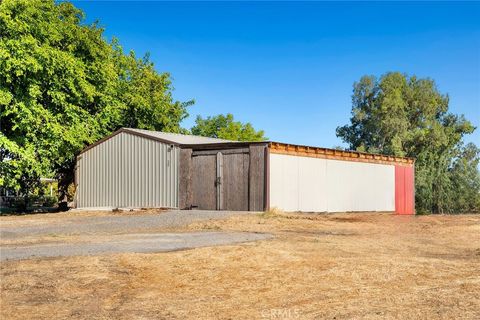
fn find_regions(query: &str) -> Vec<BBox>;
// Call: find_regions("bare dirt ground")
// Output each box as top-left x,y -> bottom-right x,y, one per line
1,210 -> 479,319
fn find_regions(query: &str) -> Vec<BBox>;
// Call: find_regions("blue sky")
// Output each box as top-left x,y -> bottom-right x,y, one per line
74,1 -> 480,148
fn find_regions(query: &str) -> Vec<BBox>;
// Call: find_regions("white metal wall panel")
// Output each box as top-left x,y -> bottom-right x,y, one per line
269,154 -> 300,211
269,153 -> 395,212
76,132 -> 179,208
298,157 -> 328,212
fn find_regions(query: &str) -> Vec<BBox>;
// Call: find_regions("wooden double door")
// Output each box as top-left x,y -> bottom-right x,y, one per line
191,149 -> 249,210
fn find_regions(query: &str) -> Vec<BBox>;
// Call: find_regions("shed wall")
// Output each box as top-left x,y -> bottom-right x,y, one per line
178,144 -> 267,211
76,132 -> 179,208
395,165 -> 415,215
269,153 -> 395,212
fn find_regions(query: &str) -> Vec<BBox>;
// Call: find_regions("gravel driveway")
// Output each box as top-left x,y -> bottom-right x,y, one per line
0,210 -> 271,261
0,231 -> 272,261
0,210 -> 254,239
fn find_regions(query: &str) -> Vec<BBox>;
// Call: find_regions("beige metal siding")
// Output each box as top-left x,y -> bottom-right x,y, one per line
76,132 -> 179,208
269,153 -> 395,212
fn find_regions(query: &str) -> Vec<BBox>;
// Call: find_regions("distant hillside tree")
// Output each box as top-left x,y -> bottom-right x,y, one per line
191,113 -> 267,141
0,0 -> 192,208
337,72 -> 479,214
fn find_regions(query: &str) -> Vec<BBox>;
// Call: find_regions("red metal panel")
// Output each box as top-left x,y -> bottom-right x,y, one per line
395,166 -> 405,214
395,165 -> 415,215
404,166 -> 415,215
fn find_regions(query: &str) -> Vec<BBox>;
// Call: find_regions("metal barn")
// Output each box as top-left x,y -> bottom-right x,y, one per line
75,128 -> 415,214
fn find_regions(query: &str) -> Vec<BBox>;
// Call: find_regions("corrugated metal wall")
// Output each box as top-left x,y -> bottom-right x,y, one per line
395,165 -> 415,215
269,153 -> 395,212
76,132 -> 179,208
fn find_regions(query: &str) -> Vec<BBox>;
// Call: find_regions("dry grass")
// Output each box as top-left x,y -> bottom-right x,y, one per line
1,211 -> 479,319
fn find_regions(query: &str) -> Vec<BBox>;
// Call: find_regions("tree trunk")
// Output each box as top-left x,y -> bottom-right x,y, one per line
22,192 -> 29,213
57,164 -> 74,211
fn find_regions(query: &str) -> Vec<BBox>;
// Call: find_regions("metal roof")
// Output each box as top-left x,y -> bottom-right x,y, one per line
78,128 -> 238,155
78,128 -> 415,166
125,128 -> 235,145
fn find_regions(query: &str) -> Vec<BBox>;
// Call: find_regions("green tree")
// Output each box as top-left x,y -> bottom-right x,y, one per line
0,0 -> 192,208
114,50 -> 193,132
449,143 -> 480,213
191,113 -> 267,141
337,72 -> 479,213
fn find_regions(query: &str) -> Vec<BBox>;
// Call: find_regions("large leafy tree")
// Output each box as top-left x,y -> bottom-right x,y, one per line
0,0 -> 191,207
449,143 -> 480,212
337,72 -> 479,213
191,113 -> 267,141
114,50 -> 193,132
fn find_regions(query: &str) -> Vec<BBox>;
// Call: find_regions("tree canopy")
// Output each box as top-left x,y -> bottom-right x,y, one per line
191,113 -> 267,142
0,0 -> 192,203
337,72 -> 479,213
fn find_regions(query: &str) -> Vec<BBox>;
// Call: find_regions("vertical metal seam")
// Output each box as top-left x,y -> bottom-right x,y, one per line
76,132 -> 181,209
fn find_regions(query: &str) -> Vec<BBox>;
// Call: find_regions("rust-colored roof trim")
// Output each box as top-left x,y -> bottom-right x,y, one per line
268,142 -> 415,166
